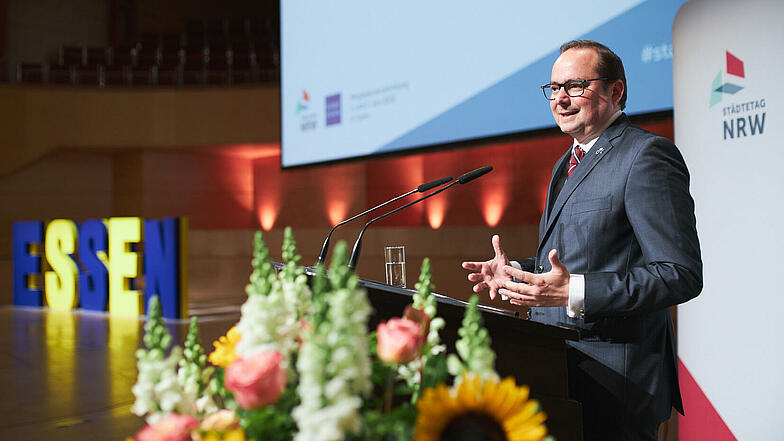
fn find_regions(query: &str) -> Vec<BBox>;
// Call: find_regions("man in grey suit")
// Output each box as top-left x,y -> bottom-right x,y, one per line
462,40 -> 702,440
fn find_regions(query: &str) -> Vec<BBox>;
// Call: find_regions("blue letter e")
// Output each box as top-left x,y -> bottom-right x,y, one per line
13,221 -> 43,307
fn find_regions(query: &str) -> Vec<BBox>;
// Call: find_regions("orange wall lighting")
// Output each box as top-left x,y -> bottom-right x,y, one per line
481,188 -> 508,227
219,143 -> 281,160
257,203 -> 279,231
327,200 -> 349,226
426,197 -> 447,229
322,164 -> 361,227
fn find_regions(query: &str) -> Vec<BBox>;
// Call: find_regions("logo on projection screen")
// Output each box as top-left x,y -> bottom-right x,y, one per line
297,90 -> 318,132
325,93 -> 341,126
710,51 -> 745,107
296,90 -> 310,114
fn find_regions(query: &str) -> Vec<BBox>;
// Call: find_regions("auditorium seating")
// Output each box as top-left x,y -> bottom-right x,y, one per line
9,18 -> 279,87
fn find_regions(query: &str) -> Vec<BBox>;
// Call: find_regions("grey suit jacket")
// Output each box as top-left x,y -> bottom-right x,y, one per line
528,114 -> 703,428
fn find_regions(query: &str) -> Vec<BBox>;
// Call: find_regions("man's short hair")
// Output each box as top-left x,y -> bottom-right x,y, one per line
560,40 -> 627,110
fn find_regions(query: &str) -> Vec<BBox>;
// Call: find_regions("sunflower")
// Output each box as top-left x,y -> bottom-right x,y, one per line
208,326 -> 242,368
414,373 -> 548,441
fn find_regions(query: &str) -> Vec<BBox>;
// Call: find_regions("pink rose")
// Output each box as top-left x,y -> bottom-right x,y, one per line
377,318 -> 424,364
135,413 -> 198,441
224,350 -> 286,409
403,305 -> 431,338
200,409 -> 239,432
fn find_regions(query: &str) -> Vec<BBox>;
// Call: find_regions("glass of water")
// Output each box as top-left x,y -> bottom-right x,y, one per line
384,246 -> 406,288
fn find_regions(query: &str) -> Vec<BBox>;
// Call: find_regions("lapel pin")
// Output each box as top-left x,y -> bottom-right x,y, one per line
595,147 -> 604,156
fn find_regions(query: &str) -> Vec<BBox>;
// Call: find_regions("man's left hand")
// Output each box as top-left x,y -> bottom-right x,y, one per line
498,249 -> 570,307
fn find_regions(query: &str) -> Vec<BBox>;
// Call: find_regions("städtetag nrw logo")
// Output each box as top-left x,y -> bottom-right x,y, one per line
710,50 -> 744,107
296,90 -> 310,115
297,90 -> 317,132
711,50 -> 766,141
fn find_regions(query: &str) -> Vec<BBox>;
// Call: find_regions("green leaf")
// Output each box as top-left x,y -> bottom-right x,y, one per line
359,403 -> 416,441
421,352 -> 448,390
239,385 -> 299,441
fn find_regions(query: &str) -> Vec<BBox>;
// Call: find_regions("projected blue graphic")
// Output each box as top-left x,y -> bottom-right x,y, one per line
281,0 -> 687,167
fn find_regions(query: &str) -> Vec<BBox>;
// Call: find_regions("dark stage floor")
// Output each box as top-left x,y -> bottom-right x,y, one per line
0,304 -> 241,440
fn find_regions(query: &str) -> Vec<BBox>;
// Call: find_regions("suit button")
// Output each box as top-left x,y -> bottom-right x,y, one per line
536,265 -> 544,273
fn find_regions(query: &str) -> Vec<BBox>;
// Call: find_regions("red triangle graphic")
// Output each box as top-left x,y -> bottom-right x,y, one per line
726,51 -> 745,78
678,358 -> 737,441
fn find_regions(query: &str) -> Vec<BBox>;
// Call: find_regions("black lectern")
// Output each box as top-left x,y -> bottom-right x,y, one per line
357,278 -> 582,441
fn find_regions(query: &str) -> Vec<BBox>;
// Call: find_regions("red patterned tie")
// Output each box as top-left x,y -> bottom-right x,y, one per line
567,145 -> 585,178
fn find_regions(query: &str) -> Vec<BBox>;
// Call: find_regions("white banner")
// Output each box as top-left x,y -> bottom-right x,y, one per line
674,0 -> 784,439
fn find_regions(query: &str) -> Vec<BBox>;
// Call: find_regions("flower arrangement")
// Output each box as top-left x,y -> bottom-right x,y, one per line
128,227 -> 551,441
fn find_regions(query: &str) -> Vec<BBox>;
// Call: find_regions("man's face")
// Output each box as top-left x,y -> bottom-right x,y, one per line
549,48 -> 621,143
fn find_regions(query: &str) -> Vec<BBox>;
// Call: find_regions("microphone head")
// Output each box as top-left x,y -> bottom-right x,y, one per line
417,176 -> 453,192
457,165 -> 493,184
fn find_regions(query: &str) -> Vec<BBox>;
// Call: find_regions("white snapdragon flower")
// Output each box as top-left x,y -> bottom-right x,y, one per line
236,275 -> 311,375
177,358 -> 217,415
236,282 -> 296,356
131,346 -> 187,423
293,285 -> 372,441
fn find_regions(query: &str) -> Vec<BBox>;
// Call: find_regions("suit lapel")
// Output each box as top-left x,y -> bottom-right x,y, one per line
538,114 -> 630,255
543,151 -> 571,221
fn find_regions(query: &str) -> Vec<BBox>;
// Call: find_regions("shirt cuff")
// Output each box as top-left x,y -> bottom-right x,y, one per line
503,261 -> 523,301
567,273 -> 585,318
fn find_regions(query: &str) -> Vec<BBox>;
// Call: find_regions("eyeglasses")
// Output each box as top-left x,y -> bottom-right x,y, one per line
541,77 -> 608,100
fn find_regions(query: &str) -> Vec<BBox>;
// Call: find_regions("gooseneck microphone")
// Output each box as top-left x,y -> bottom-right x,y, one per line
348,165 -> 493,271
315,175 -> 452,265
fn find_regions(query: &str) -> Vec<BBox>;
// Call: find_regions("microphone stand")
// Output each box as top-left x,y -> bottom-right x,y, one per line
315,176 -> 452,266
348,166 -> 492,271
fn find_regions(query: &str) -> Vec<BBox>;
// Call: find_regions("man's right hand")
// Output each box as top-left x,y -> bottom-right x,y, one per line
461,234 -> 511,300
